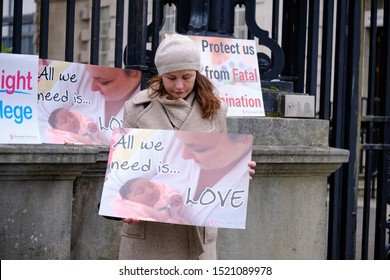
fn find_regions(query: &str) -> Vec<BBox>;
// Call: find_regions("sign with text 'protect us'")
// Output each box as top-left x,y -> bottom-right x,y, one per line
189,35 -> 265,117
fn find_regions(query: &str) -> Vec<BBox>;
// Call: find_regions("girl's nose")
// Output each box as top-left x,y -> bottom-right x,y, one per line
174,79 -> 184,89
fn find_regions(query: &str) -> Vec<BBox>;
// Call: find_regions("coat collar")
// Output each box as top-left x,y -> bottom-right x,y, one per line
132,89 -> 153,105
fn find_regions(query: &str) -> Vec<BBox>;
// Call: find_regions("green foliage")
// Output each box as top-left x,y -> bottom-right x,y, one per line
1,44 -> 12,53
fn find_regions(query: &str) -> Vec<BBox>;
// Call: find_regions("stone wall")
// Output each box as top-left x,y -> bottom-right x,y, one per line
0,117 -> 349,259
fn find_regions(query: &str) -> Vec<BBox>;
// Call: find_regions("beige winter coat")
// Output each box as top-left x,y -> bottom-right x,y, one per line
119,88 -> 227,260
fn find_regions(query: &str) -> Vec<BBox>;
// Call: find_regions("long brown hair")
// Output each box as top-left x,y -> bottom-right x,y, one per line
148,72 -> 221,119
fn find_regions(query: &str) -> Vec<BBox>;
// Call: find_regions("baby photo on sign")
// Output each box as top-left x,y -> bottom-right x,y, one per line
99,128 -> 253,229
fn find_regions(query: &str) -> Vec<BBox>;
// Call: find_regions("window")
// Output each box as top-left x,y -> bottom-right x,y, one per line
1,14 -> 35,54
234,6 -> 247,39
160,5 -> 176,37
99,6 -> 110,65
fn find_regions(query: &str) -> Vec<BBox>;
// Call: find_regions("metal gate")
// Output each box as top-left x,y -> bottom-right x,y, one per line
359,1 -> 390,260
1,0 -> 389,260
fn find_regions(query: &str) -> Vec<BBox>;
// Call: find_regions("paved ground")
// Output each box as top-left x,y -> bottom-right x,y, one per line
355,197 -> 376,259
355,194 -> 390,259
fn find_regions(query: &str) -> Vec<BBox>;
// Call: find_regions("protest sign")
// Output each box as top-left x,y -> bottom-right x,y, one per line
189,35 -> 265,117
99,128 -> 253,229
37,60 -> 141,144
0,53 -> 41,144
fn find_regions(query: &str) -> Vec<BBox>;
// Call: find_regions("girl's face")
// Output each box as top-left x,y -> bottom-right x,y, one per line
54,109 -> 80,134
161,70 -> 196,100
177,132 -> 244,171
126,179 -> 161,207
86,65 -> 140,102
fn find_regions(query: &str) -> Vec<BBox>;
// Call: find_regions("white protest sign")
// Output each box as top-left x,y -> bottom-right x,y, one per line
37,60 -> 141,144
100,128 -> 253,229
189,35 -> 265,117
0,53 -> 41,143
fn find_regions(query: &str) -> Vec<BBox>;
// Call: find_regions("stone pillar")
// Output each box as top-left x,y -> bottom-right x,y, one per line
0,145 -> 117,259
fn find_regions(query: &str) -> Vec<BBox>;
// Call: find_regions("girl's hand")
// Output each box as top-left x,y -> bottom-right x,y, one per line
123,217 -> 141,224
248,161 -> 256,180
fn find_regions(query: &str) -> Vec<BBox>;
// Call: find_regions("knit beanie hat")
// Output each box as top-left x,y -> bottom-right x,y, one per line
155,34 -> 201,75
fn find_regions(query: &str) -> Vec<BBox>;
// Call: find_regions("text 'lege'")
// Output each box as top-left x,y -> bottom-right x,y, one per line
0,100 -> 33,124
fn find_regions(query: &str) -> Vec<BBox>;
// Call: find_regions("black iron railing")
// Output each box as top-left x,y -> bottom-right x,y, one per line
1,0 -> 389,260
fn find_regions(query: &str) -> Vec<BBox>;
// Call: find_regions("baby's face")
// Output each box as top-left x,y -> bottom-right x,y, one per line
54,109 -> 80,133
127,179 -> 161,206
